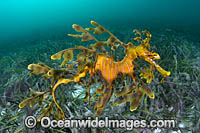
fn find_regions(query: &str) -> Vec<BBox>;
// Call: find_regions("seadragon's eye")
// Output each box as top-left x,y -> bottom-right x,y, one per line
152,53 -> 160,60
149,53 -> 160,60
47,70 -> 53,77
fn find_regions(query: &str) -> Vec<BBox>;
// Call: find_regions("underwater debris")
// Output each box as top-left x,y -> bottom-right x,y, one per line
19,21 -> 170,120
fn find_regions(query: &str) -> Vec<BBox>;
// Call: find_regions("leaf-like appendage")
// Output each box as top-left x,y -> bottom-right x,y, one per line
139,67 -> 155,83
29,88 -> 45,95
29,98 -> 36,108
53,110 -> 65,120
19,87 -> 49,109
60,50 -> 74,67
67,49 -> 73,62
142,30 -> 151,38
77,52 -> 86,63
133,29 -> 141,36
90,41 -> 105,48
94,26 -> 106,34
51,51 -> 64,60
130,88 -> 144,111
106,36 -> 116,47
138,30 -> 151,48
68,34 -> 82,39
38,62 -> 51,70
38,107 -> 50,121
66,63 -> 75,69
28,64 -> 51,75
115,85 -> 135,97
91,21 -> 99,26
37,102 -> 54,122
114,87 -> 144,111
81,33 -> 94,41
85,28 -> 94,31
77,52 -> 86,72
60,52 -> 68,67
72,24 -> 85,32
134,36 -> 142,42
111,44 -> 119,51
38,92 -> 50,107
19,98 -> 32,108
141,82 -> 155,99
94,87 -> 114,116
42,74 -> 50,79
68,33 -> 94,42
68,22 -> 99,42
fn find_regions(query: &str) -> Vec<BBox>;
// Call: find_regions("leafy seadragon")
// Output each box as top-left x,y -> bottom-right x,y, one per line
19,21 -> 170,120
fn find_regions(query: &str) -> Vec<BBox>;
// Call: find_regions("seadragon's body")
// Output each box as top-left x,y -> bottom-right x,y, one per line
95,54 -> 134,84
19,21 -> 170,120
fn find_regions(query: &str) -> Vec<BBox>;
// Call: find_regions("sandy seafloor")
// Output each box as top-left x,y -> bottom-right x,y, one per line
0,24 -> 199,132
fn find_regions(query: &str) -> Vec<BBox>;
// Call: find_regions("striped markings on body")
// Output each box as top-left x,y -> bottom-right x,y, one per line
95,55 -> 134,83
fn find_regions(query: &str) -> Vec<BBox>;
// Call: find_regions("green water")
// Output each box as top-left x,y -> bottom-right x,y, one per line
0,0 -> 200,44
0,0 -> 200,132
